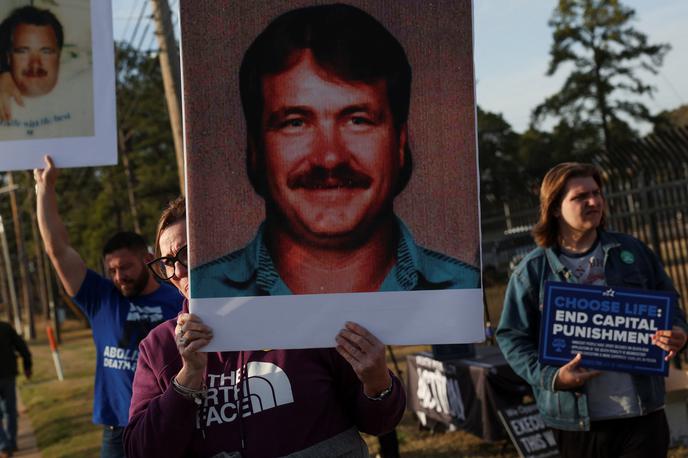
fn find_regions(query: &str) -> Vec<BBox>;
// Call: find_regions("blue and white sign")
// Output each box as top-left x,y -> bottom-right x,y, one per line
539,281 -> 675,376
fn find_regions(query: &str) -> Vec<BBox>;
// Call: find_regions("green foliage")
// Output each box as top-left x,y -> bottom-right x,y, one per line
654,104 -> 688,132
533,0 -> 670,151
518,121 -> 601,183
19,326 -> 102,458
53,42 -> 182,269
477,107 -> 523,213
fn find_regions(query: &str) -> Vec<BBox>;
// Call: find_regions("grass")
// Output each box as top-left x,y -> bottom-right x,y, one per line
17,305 -> 688,457
20,319 -> 517,458
363,344 -> 518,458
19,320 -> 101,458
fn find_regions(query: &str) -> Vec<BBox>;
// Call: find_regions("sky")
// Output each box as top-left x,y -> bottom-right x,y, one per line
473,0 -> 688,133
111,1 -> 687,134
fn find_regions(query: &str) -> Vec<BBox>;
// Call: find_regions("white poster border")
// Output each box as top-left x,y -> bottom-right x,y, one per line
190,288 -> 485,351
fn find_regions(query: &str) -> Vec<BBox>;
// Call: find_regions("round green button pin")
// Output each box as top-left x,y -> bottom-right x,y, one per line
620,250 -> 635,264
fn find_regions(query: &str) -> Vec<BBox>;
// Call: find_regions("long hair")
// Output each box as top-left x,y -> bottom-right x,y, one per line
154,196 -> 186,258
532,162 -> 606,248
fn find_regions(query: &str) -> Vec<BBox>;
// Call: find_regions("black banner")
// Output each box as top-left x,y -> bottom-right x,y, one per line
497,403 -> 559,458
406,348 -> 530,441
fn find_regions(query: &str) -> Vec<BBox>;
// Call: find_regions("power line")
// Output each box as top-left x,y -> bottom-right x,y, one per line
658,71 -> 686,105
128,0 -> 148,48
120,0 -> 142,42
134,17 -> 153,53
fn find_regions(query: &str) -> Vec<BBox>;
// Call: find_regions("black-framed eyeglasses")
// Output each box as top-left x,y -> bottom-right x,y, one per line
147,245 -> 188,281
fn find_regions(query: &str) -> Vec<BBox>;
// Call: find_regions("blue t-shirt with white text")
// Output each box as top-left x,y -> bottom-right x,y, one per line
73,269 -> 183,426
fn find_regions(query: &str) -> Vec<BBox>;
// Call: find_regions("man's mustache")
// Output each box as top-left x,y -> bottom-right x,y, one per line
22,68 -> 48,77
287,164 -> 372,190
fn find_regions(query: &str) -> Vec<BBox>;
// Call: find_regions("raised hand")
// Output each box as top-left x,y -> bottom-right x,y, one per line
33,155 -> 59,190
336,321 -> 392,397
174,313 -> 213,389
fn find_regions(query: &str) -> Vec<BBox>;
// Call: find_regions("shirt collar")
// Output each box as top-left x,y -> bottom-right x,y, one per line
545,229 -> 621,275
223,218 -> 453,293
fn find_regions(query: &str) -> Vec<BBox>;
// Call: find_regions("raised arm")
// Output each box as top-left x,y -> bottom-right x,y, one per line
34,155 -> 87,296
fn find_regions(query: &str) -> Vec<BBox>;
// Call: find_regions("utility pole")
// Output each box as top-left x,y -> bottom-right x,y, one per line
7,173 -> 34,339
25,171 -> 49,321
150,0 -> 185,195
118,128 -> 142,233
0,234 -> 9,321
0,183 -> 19,331
0,214 -> 20,333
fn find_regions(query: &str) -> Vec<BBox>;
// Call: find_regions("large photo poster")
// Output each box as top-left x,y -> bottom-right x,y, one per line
0,0 -> 116,171
182,0 -> 484,350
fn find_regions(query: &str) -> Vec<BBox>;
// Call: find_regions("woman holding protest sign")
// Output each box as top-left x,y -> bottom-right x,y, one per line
123,196 -> 404,458
496,162 -> 687,458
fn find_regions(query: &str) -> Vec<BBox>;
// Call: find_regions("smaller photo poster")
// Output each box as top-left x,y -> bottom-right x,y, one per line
539,281 -> 675,376
0,0 -> 116,171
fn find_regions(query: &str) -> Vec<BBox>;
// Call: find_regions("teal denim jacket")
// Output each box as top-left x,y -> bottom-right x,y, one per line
496,230 -> 688,431
191,218 -> 480,298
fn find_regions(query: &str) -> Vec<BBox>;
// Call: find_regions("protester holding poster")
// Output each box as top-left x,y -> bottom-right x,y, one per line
124,196 -> 405,458
34,156 -> 183,458
497,162 -> 688,458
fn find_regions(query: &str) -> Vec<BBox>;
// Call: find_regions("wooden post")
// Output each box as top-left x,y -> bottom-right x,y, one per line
7,173 -> 34,339
25,171 -> 50,321
0,231 -> 10,321
150,0 -> 185,195
0,215 -> 21,333
118,128 -> 142,233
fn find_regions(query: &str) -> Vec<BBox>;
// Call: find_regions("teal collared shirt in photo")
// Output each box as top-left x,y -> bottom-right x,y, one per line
191,218 -> 480,298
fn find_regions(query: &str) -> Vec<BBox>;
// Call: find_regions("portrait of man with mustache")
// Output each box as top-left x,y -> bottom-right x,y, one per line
190,2 -> 479,298
183,1 -> 483,349
0,6 -> 62,99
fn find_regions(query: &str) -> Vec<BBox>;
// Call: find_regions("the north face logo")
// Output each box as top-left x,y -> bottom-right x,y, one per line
199,362 -> 294,428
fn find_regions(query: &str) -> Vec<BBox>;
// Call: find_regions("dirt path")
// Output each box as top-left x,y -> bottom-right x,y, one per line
13,395 -> 41,458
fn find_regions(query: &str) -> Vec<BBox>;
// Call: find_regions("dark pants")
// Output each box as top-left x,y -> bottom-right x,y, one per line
377,430 -> 399,458
0,377 -> 17,452
553,409 -> 670,458
101,425 -> 125,458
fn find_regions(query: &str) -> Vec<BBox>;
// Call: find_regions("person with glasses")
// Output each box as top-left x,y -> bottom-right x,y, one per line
33,155 -> 184,458
124,196 -> 405,457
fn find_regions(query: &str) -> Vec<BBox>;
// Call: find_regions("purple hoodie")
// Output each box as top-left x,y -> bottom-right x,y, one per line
124,317 -> 405,457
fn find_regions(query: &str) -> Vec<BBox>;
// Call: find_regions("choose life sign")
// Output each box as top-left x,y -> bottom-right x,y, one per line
539,281 -> 675,376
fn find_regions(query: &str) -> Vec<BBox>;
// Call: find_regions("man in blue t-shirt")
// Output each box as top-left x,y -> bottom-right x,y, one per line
34,155 -> 183,458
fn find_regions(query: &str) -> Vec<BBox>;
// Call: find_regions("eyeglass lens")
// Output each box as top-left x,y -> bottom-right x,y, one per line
159,246 -> 188,279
